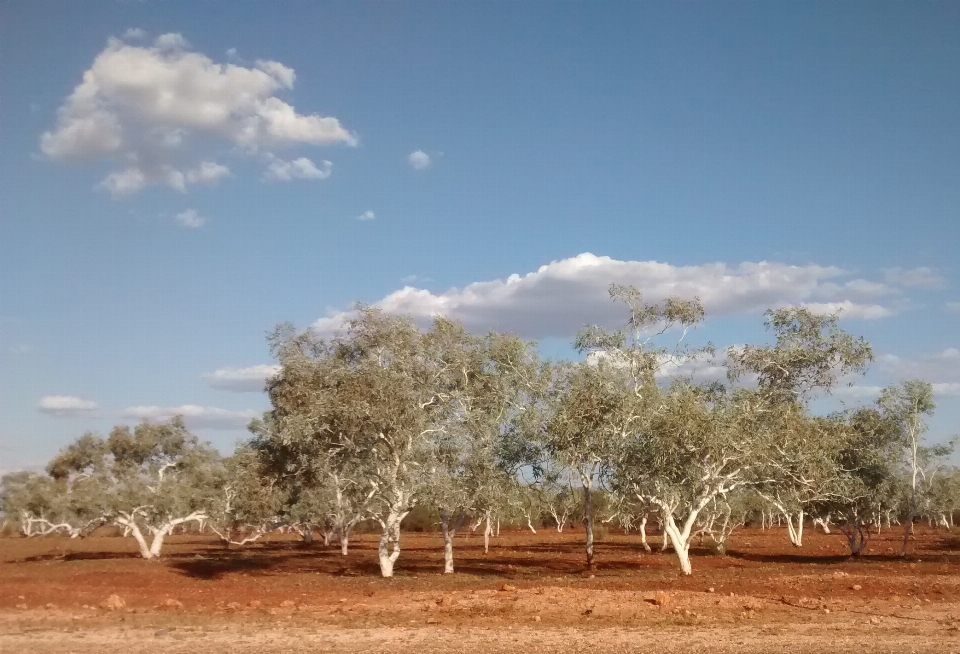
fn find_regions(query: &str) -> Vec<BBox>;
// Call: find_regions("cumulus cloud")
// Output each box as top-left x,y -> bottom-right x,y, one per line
264,156 -> 332,181
877,348 -> 960,382
41,33 -> 355,197
122,28 -> 146,40
120,404 -> 258,430
312,253 -> 898,340
175,208 -> 205,228
408,150 -> 431,170
883,267 -> 946,289
356,210 -> 375,221
202,364 -> 280,392
799,301 -> 894,320
37,396 -> 99,418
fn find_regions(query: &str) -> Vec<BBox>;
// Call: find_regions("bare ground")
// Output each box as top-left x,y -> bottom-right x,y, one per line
2,526 -> 959,652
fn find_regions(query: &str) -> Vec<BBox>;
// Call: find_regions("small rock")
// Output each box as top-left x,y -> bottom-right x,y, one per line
500,584 -> 517,592
426,617 -> 438,624
154,629 -> 170,637
100,595 -> 125,611
583,608 -> 593,615
279,599 -> 296,608
163,598 -> 184,609
45,603 -> 57,610
851,584 -> 862,591
832,571 -> 849,578
870,617 -> 881,625
707,587 -> 715,593
824,608 -> 831,614
226,602 -> 242,611
588,574 -> 595,579
436,596 -> 453,607
247,600 -> 262,609
533,615 -> 541,622
15,603 -> 27,610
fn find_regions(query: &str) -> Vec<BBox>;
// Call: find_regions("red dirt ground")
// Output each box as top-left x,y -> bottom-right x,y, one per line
2,525 -> 959,652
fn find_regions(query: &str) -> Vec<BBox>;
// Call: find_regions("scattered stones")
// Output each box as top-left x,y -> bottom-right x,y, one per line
100,594 -> 125,611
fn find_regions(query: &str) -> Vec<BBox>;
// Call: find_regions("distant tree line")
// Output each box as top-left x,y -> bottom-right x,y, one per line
3,285 -> 957,576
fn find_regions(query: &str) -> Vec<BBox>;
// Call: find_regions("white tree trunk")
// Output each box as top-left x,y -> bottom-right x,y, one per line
378,510 -> 406,578
483,510 -> 492,554
639,515 -> 652,553
340,531 -> 349,556
662,515 -> 692,575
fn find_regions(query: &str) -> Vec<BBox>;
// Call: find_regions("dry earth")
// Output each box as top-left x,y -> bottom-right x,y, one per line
2,526 -> 959,652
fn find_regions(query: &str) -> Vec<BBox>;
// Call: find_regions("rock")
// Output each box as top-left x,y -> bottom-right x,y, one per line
426,617 -> 439,624
279,599 -> 296,608
100,595 -> 125,611
654,591 -> 672,608
15,603 -> 27,610
226,602 -> 242,611
436,596 -> 453,607
45,603 -> 57,610
583,608 -> 593,616
247,600 -> 262,609
832,571 -> 849,578
707,587 -> 715,593
533,615 -> 541,622
851,584 -> 862,591
163,598 -> 184,609
500,584 -> 517,592
870,617 -> 881,625
154,629 -> 170,637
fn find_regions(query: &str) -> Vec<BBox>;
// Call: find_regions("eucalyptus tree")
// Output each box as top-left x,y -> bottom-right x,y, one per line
266,308 -> 461,577
0,470 -> 101,537
827,406 -> 904,555
726,307 -> 874,547
561,283 -> 706,569
613,382 -> 763,574
206,446 -> 286,546
877,381 -> 953,555
46,418 -> 223,559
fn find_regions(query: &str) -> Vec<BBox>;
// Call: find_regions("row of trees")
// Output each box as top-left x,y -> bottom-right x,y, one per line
2,286 -> 957,576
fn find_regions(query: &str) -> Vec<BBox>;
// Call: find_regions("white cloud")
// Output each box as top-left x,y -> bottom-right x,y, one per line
123,28 -> 147,40
175,208 -> 205,228
878,348 -> 960,382
883,267 -> 946,289
408,150 -> 431,170
946,302 -> 960,314
799,301 -> 894,320
832,385 -> 884,401
202,364 -> 280,392
932,383 -> 960,396
37,395 -> 99,418
264,155 -> 332,181
312,253 -> 897,340
356,210 -> 375,221
41,33 -> 355,197
120,404 -> 258,430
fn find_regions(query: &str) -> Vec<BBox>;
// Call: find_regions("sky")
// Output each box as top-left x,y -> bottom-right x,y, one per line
2,1 -> 960,471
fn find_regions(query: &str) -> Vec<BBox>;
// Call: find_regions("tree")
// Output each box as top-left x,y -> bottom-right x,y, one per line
47,418 -> 222,559
266,308 -> 457,577
727,307 -> 874,548
877,381 -> 953,556
564,283 -> 706,569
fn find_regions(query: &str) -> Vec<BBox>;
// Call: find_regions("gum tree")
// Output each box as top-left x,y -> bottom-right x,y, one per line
47,418 -> 222,559
266,308 -> 456,577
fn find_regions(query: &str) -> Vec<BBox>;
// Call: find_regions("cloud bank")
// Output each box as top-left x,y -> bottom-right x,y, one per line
313,253 -> 900,340
202,364 -> 280,392
120,404 -> 258,430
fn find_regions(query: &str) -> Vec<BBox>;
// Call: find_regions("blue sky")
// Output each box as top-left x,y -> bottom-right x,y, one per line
2,1 -> 959,470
